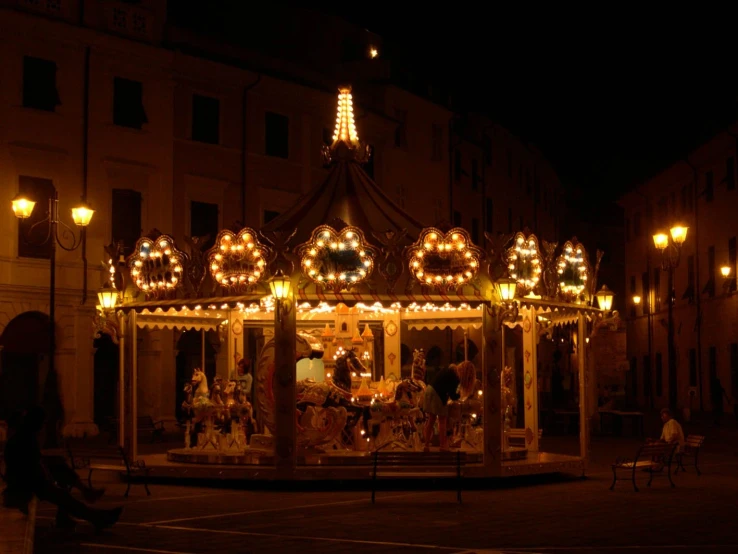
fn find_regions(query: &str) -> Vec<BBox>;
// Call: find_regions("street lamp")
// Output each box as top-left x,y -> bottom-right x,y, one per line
11,190 -> 94,444
97,283 -> 120,311
495,277 -> 518,303
595,285 -> 614,312
652,224 -> 688,412
632,295 -> 642,306
269,269 -> 293,326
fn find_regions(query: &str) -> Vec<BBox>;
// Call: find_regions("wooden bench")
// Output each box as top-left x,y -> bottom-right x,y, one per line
0,496 -> 36,554
370,450 -> 466,503
675,435 -> 705,476
610,441 -> 677,492
67,444 -> 151,498
507,428 -> 543,446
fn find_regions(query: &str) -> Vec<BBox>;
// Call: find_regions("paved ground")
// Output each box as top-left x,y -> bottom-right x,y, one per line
32,417 -> 738,554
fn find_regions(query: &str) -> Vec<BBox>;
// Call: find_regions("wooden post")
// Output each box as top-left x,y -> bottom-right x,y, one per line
482,303 -> 503,476
117,312 -> 126,449
131,311 -> 138,461
274,294 -> 297,477
578,312 -> 590,469
522,307 -> 539,452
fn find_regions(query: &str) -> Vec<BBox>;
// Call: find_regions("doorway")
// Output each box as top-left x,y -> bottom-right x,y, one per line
93,333 -> 119,436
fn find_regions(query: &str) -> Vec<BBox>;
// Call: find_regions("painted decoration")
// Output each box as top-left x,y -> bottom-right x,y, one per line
385,321 -> 398,337
556,239 -> 590,302
298,225 -> 375,291
208,227 -> 269,290
129,235 -> 187,298
506,232 -> 543,295
407,227 -> 482,291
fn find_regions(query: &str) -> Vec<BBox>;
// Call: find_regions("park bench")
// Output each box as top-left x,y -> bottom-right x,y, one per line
507,428 -> 542,446
610,441 -> 677,492
675,434 -> 705,476
370,450 -> 466,503
67,443 -> 151,498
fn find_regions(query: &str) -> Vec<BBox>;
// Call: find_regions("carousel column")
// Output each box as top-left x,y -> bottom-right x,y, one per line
117,311 -> 127,449
522,307 -> 539,452
578,312 -> 590,468
382,314 -> 401,379
131,311 -> 139,461
482,304 -> 503,476
271,273 -> 297,477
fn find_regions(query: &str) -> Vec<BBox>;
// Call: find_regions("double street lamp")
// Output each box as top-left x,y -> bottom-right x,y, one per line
11,191 -> 95,418
652,224 -> 688,412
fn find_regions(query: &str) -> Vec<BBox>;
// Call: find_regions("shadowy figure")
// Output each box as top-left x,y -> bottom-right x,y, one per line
2,407 -> 122,531
711,377 -> 731,426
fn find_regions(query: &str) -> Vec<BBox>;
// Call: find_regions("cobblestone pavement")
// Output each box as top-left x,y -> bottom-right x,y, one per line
33,427 -> 738,554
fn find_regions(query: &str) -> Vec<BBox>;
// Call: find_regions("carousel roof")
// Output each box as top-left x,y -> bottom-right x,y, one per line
261,87 -> 427,247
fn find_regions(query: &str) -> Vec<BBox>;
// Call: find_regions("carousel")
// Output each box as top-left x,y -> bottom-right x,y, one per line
97,87 -> 616,480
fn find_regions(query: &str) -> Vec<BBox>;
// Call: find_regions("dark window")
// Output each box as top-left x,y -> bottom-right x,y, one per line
641,272 -> 650,314
689,348 -> 697,387
728,157 -> 736,191
730,342 -> 738,399
630,275 -> 636,293
707,245 -> 715,297
23,56 -> 60,112
190,201 -> 218,251
653,268 -> 661,311
483,135 -> 492,166
471,218 -> 479,244
454,150 -> 462,181
364,145 -> 375,179
633,211 -> 642,237
263,210 -> 280,224
507,150 -> 512,178
630,357 -> 638,399
471,159 -> 479,190
17,176 -> 55,259
265,112 -> 289,158
322,127 -> 332,146
485,198 -> 493,233
709,346 -> 717,383
431,124 -> 443,161
643,355 -> 652,399
394,109 -> 408,149
655,352 -> 663,397
113,77 -> 147,129
111,189 -> 142,256
705,170 -> 714,202
453,211 -> 462,227
191,94 -> 220,144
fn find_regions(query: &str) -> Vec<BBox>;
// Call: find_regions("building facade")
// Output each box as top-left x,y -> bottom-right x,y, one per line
0,0 -> 564,435
620,124 -> 738,413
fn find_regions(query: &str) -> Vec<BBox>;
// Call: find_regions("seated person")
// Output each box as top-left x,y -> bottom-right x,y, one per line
2,407 -> 122,531
646,408 -> 685,451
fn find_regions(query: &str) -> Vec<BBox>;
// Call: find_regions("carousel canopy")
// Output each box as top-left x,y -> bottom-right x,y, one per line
261,86 -> 427,247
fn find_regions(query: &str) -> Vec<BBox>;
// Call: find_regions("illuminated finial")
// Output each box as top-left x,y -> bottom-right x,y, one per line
322,85 -> 371,165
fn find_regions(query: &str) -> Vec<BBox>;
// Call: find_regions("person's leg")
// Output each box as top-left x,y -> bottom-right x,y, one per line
424,414 -> 437,451
35,479 -> 121,530
44,455 -> 105,503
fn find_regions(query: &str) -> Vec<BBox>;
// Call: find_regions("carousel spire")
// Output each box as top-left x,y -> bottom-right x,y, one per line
322,85 -> 371,165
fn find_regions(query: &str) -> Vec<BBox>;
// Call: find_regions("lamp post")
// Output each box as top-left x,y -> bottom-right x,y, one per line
653,225 -> 688,412
11,190 -> 94,444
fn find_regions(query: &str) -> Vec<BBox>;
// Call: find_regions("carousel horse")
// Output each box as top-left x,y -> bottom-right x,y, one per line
410,348 -> 426,381
181,382 -> 194,416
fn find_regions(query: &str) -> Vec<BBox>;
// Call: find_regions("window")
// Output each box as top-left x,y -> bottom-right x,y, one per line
17,176 -> 55,259
705,170 -> 714,202
322,127 -> 332,146
706,245 -> 715,297
643,354 -> 652,399
431,124 -> 443,161
263,210 -> 280,224
689,348 -> 697,387
191,94 -> 220,144
471,159 -> 479,191
727,157 -> 735,191
485,198 -> 493,233
655,352 -> 663,397
364,145 -> 374,179
731,343 -> 738,399
265,112 -> 289,158
453,211 -> 462,227
113,77 -> 147,129
653,268 -> 661,311
630,275 -> 636,294
190,201 -> 218,251
483,135 -> 492,166
394,109 -> 407,149
641,272 -> 650,314
471,218 -> 479,244
730,237 -> 737,292
709,346 -> 717,383
454,150 -> 462,181
111,189 -> 142,255
633,211 -> 642,237
23,56 -> 60,112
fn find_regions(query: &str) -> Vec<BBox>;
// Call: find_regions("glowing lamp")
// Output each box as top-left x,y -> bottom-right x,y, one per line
670,225 -> 688,246
595,285 -> 614,312
632,295 -> 642,305
652,233 -> 669,251
11,193 -> 36,219
269,269 -> 292,300
496,277 -> 518,302
720,265 -> 731,278
369,46 -> 379,59
71,203 -> 95,227
97,284 -> 119,311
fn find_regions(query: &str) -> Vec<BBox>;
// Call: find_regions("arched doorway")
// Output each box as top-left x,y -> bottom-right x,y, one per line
93,333 -> 119,436
0,311 -> 52,420
175,330 -> 218,421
